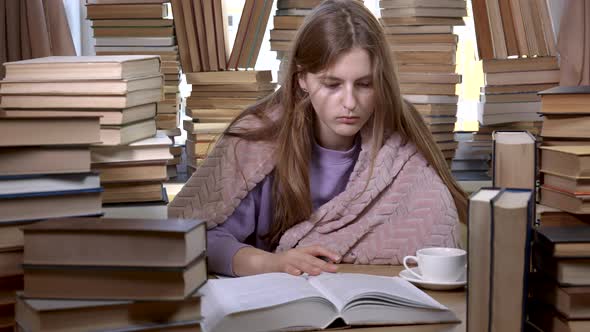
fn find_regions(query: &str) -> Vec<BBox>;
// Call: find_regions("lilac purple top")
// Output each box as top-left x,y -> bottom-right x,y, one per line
207,138 -> 361,276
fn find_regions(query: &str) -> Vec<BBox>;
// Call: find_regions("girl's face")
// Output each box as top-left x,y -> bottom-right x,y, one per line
298,47 -> 375,151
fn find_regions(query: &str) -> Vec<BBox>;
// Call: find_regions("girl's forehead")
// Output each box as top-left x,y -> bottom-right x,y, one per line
313,50 -> 373,80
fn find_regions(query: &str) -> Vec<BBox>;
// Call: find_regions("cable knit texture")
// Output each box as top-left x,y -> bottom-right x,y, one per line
169,108 -> 460,264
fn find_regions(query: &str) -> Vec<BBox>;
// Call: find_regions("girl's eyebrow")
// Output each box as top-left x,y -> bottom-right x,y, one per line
320,74 -> 373,81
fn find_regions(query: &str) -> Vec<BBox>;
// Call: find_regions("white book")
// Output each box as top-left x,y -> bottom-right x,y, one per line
478,112 -> 542,126
157,128 -> 181,137
0,173 -> 100,196
404,94 -> 459,104
478,101 -> 541,116
201,272 -> 458,332
94,37 -> 176,47
91,131 -> 172,164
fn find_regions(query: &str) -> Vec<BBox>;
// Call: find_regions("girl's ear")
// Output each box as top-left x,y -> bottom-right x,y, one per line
297,72 -> 308,92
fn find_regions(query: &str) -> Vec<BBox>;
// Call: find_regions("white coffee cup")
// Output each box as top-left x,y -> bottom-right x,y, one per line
402,247 -> 466,282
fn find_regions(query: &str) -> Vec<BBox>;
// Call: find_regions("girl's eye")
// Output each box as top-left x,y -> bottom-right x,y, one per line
357,82 -> 372,88
323,82 -> 340,89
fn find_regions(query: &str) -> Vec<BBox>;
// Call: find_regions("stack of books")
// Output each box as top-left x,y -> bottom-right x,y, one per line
16,217 -> 206,331
451,131 -> 492,182
91,131 -> 173,215
169,0 -> 277,173
168,143 -> 183,178
169,0 -> 228,73
528,222 -> 590,332
226,0 -> 273,71
538,87 -> 590,215
270,0 -> 364,81
0,56 -> 145,327
1,56 -> 168,209
182,70 -> 275,171
471,0 -> 559,176
270,0 -> 318,81
478,57 -> 559,127
88,0 -> 183,175
379,0 -> 467,166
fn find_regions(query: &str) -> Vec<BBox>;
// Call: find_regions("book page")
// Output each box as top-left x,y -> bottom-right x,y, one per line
308,273 -> 448,312
206,273 -> 326,312
201,273 -> 330,332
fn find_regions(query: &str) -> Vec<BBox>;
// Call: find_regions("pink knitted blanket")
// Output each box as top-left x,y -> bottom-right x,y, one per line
169,113 -> 459,264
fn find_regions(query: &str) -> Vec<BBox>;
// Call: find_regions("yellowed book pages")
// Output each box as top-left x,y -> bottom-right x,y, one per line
98,119 -> 157,146
3,56 -> 160,81
0,117 -> 100,146
492,131 -> 536,189
186,70 -> 272,85
0,89 -> 162,109
0,103 -> 156,126
0,75 -> 163,95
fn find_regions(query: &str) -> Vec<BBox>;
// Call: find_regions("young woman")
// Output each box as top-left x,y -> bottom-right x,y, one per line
169,0 -> 467,277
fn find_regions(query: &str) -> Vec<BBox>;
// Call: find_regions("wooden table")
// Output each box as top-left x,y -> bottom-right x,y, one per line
337,265 -> 465,332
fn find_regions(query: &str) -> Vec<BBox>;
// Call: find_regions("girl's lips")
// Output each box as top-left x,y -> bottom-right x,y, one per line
336,117 -> 360,124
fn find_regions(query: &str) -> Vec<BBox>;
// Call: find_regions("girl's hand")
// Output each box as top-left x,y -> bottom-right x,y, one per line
270,245 -> 341,276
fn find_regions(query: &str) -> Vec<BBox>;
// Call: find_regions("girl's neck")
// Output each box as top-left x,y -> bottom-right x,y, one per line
313,133 -> 358,152
313,133 -> 356,151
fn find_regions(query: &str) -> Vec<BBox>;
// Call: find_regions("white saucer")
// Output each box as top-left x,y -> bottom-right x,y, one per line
399,267 -> 466,291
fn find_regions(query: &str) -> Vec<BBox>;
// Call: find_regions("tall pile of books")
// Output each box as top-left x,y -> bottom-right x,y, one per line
520,86 -> 590,331
452,131 -> 492,181
87,0 -> 182,177
528,220 -> 590,332
270,0 -> 318,82
16,217 -> 206,331
0,57 -> 122,330
183,71 -> 275,172
475,57 -> 558,177
0,56 -> 169,212
92,131 -> 173,217
270,0 -> 366,81
379,0 -> 466,167
170,1 -> 277,172
471,0 -> 559,175
538,87 -> 590,215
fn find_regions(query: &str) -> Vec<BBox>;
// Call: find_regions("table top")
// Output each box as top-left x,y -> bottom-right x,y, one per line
336,265 -> 465,332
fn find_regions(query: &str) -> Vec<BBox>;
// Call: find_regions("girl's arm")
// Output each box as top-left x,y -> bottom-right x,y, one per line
206,180 -> 262,276
233,245 -> 340,277
207,177 -> 340,276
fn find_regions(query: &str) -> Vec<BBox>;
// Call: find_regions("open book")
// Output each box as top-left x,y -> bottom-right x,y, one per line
201,272 -> 459,332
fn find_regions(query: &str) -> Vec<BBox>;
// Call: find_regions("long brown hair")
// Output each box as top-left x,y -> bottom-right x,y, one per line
225,0 -> 467,246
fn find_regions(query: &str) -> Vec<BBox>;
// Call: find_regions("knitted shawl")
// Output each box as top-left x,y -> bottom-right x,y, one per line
168,110 -> 459,264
